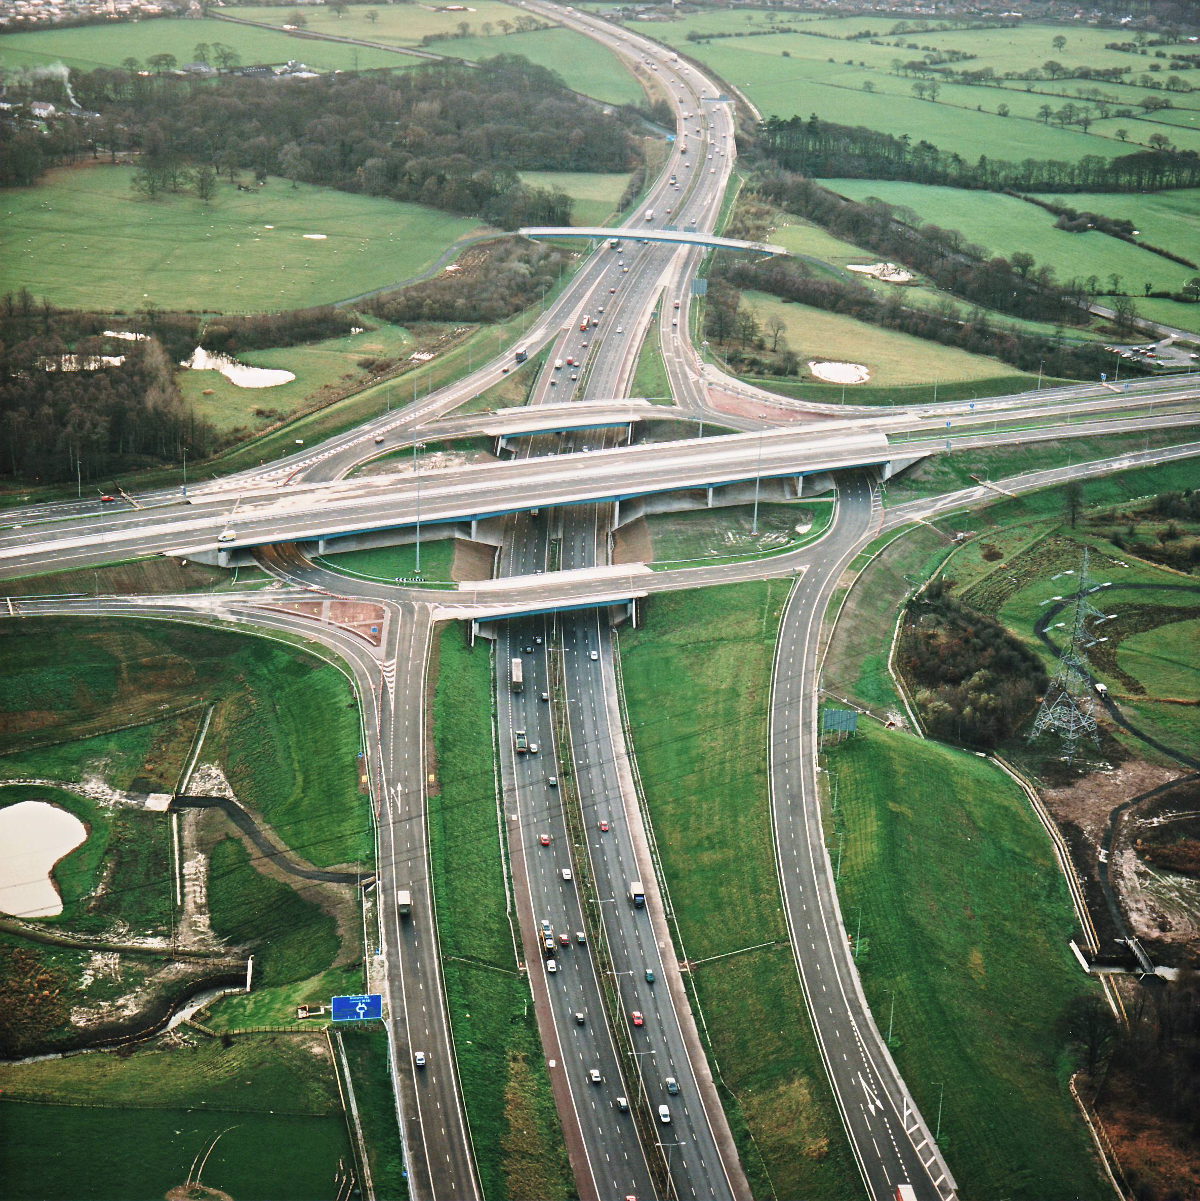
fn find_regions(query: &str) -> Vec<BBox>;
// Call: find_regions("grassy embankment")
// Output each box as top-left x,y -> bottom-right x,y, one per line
823,722 -> 1110,1200
0,165 -> 484,313
2,555 -> 271,597
644,499 -> 835,568
429,623 -> 572,1201
521,170 -> 635,227
0,1034 -> 351,1201
621,582 -> 860,1200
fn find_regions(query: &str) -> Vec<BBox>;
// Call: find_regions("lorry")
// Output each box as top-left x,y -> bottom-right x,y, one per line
397,890 -> 412,919
514,346 -> 529,363
515,730 -> 529,753
895,1187 -> 918,1201
511,657 -> 523,693
554,358 -> 564,370
629,880 -> 645,908
644,208 -> 654,222
580,315 -> 590,331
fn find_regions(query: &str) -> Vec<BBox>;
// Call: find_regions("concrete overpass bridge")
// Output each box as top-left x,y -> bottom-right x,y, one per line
518,226 -> 787,256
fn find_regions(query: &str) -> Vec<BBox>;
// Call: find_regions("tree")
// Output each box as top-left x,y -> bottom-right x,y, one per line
122,56 -> 140,73
365,10 -> 379,24
193,43 -> 210,65
1043,60 -> 1066,79
1112,294 -> 1139,334
193,162 -> 218,203
147,53 -> 177,74
481,20 -> 492,36
1038,104 -> 1054,123
1052,34 -> 1067,53
997,103 -> 1010,117
1065,480 -> 1083,528
330,1 -> 348,16
1010,251 -> 1035,278
1115,127 -> 1129,141
286,10 -> 307,27
212,44 -> 240,73
1148,132 -> 1173,151
766,314 -> 786,352
862,80 -> 875,94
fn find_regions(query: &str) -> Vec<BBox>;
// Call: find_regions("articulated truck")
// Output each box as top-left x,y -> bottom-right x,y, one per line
397,890 -> 412,919
511,657 -> 523,693
629,880 -> 645,908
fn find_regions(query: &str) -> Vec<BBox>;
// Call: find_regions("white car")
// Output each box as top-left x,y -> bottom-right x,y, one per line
546,958 -> 558,973
217,529 -> 236,543
589,650 -> 599,661
658,1105 -> 672,1124
589,1069 -> 602,1084
414,1051 -> 426,1068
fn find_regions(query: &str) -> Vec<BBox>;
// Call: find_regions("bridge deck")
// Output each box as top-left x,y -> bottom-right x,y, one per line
519,226 -> 786,256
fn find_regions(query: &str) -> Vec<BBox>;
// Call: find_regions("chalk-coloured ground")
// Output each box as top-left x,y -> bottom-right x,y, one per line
808,360 -> 871,384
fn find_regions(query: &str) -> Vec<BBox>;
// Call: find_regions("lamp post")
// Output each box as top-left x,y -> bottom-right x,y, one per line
413,441 -> 424,576
182,446 -> 188,498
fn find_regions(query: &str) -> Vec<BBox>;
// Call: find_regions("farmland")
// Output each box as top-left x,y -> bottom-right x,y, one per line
520,170 -> 634,226
0,164 -> 484,312
826,179 -> 1198,296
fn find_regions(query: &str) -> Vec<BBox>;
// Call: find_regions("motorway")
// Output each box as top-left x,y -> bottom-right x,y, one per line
7,2 -> 1200,1200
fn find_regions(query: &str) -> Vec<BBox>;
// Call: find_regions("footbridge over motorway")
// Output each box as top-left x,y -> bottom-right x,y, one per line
474,399 -> 674,446
519,225 -> 787,256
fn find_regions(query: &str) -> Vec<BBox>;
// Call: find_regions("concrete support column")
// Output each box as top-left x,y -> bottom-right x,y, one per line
706,485 -> 714,508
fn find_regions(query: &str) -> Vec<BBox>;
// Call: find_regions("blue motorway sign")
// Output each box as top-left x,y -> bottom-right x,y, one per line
332,993 -> 383,1022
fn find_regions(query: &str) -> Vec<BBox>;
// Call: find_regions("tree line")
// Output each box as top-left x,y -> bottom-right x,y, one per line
897,581 -> 1048,750
0,292 -> 217,485
754,113 -> 1200,193
8,56 -> 635,229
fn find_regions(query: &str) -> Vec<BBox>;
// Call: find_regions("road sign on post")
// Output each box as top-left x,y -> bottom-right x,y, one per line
332,993 -> 383,1022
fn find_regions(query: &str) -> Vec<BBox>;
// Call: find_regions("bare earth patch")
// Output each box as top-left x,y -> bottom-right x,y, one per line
613,516 -> 652,566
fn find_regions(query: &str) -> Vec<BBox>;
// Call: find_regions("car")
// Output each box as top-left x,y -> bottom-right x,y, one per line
539,833 -> 552,846
615,326 -> 624,334
549,379 -> 557,385
589,650 -> 600,661
657,1105 -> 672,1124
217,529 -> 236,543
414,1051 -> 426,1068
615,1096 -> 629,1112
576,930 -> 586,944
559,932 -> 571,946
631,1011 -> 644,1027
561,867 -> 573,882
645,968 -> 655,984
540,918 -> 552,936
609,287 -> 617,293
501,365 -> 510,373
570,373 -> 578,381
546,958 -> 558,973
540,691 -> 550,702
622,267 -> 628,273
523,644 -> 534,653
574,1011 -> 586,1025
665,1077 -> 679,1095
588,1069 -> 602,1085
598,819 -> 610,832
547,776 -> 558,787
528,742 -> 539,754
374,434 -> 385,444
100,494 -> 116,503
672,319 -> 677,327
534,635 -> 543,644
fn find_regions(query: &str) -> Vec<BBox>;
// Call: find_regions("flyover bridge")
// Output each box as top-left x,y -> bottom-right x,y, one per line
519,226 -> 787,256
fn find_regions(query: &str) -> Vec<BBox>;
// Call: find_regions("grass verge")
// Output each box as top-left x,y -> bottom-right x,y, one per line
429,623 -> 571,1201
620,582 -> 860,1199
824,722 -> 1109,1199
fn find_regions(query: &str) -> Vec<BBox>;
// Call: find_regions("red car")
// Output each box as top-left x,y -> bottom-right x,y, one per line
539,833 -> 552,846
598,820 -> 610,833
631,1011 -> 644,1027
558,932 -> 571,946
99,494 -> 116,503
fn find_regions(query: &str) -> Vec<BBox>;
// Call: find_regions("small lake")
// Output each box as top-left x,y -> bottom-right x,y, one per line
0,800 -> 87,918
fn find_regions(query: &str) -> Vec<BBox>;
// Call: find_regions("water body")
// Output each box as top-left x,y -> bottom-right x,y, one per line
0,800 -> 87,918
180,346 -> 295,388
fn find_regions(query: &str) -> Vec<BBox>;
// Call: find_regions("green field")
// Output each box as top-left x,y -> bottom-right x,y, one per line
520,170 -> 633,226
620,582 -> 860,1199
651,14 -> 1200,157
646,500 -> 834,566
0,164 -> 484,312
740,289 -> 1025,386
236,4 -> 645,104
429,624 -> 571,1201
825,722 -> 1108,1198
0,15 -> 412,72
180,320 -> 416,435
317,538 -> 458,588
826,179 -> 1198,295
0,1034 -> 350,1201
1120,618 -> 1200,700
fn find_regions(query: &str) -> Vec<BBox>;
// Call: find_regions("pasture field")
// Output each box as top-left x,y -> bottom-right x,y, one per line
1129,296 -> 1200,336
430,623 -> 572,1201
0,1033 -> 348,1201
770,215 -> 1092,340
317,539 -> 458,588
620,581 -> 860,1199
740,289 -> 1026,386
0,164 -> 484,312
825,722 -> 1109,1199
0,15 -> 410,72
826,180 -> 1197,294
180,320 -> 416,435
237,4 -> 645,104
519,170 -> 633,226
645,500 -> 834,567
1119,618 -> 1200,702
650,11 -> 1200,155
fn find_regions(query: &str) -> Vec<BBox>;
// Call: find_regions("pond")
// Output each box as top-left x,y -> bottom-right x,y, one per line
0,800 -> 87,918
